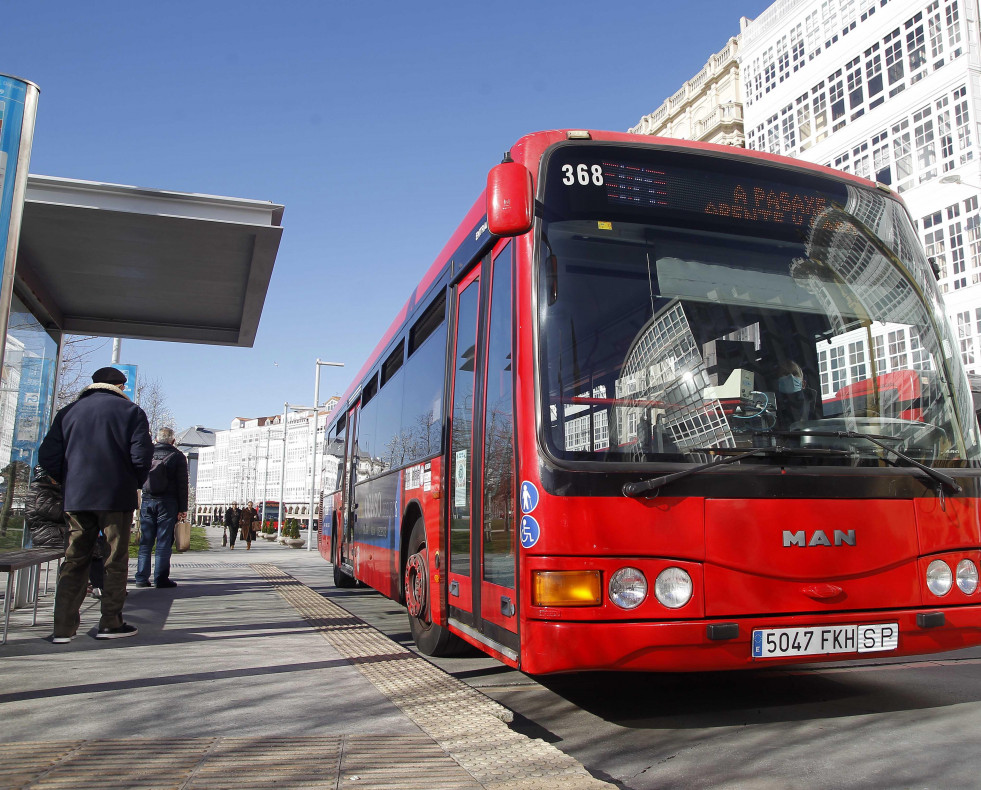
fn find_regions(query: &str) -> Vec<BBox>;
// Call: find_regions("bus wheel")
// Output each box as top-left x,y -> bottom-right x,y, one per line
404,518 -> 466,657
332,524 -> 356,588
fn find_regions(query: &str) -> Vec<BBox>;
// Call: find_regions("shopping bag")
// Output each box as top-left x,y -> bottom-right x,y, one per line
175,520 -> 191,552
222,528 -> 228,547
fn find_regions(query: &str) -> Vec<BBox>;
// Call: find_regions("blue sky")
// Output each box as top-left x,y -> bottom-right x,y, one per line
5,0 -> 772,430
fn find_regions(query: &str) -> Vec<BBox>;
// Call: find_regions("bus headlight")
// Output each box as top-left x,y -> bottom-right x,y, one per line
609,567 -> 647,609
926,560 -> 953,596
654,567 -> 693,609
956,559 -> 979,594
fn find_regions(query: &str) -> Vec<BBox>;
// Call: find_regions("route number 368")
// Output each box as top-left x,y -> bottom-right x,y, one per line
562,163 -> 604,186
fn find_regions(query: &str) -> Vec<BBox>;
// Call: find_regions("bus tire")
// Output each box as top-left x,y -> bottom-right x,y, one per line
332,523 -> 357,588
333,562 -> 357,588
404,517 -> 466,657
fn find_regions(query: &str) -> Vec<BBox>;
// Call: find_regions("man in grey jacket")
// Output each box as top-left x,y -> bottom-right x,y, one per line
39,366 -> 153,642
134,427 -> 188,588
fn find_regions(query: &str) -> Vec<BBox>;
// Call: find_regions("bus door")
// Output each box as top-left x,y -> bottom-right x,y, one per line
447,243 -> 518,658
447,266 -> 481,626
338,402 -> 359,571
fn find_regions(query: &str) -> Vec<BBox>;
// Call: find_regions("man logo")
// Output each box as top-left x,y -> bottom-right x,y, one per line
783,529 -> 856,547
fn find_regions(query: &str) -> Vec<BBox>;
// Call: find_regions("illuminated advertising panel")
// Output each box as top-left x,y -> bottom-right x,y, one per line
0,74 -> 39,373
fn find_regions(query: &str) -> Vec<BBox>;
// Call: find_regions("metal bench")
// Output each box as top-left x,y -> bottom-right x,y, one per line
0,548 -> 65,644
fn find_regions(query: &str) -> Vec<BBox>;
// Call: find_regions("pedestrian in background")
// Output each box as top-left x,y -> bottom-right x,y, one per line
238,500 -> 258,551
26,467 -> 106,598
134,427 -> 188,589
25,464 -> 67,550
87,534 -> 108,599
39,366 -> 153,642
224,501 -> 240,550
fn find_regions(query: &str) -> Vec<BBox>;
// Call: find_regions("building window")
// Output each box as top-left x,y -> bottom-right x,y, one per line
829,70 -> 846,121
913,106 -> 937,177
885,30 -> 904,84
781,113 -> 796,151
830,345 -> 847,393
906,15 -> 927,76
813,85 -> 828,135
892,119 -> 913,189
946,0 -> 962,55
848,341 -> 867,382
887,329 -> 908,370
958,311 -> 975,365
847,57 -> 864,108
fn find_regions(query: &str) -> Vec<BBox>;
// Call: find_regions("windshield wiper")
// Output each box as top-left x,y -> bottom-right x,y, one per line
622,445 -> 850,498
773,429 -> 962,494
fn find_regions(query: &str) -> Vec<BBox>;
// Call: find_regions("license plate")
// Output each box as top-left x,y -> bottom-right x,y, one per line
752,622 -> 899,659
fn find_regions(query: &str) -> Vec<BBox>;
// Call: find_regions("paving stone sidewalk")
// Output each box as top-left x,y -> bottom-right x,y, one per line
0,531 -> 612,789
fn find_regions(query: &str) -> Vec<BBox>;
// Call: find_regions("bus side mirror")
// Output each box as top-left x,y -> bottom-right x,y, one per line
487,156 -> 534,237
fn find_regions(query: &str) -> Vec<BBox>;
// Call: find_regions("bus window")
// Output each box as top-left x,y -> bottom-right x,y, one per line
449,275 -> 481,577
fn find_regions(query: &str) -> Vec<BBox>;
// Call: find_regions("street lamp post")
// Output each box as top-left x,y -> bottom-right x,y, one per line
277,402 -> 289,537
276,401 -> 319,538
308,359 -> 343,551
260,423 -> 272,525
939,174 -> 981,189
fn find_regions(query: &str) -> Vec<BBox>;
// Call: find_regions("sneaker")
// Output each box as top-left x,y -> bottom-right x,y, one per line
51,634 -> 75,644
90,587 -> 102,599
155,579 -> 177,588
95,623 -> 138,640
133,580 -> 151,588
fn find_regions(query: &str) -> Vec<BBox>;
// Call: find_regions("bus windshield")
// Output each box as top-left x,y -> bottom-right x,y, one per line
538,144 -> 981,467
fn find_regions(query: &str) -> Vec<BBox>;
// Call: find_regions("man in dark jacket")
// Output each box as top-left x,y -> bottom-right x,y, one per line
39,366 -> 153,642
224,502 -> 240,549
134,426 -> 188,588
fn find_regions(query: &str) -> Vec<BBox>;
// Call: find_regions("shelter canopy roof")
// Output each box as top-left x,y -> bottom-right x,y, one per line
16,174 -> 284,346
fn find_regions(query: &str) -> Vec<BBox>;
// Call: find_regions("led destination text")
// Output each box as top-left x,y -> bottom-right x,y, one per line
572,158 -> 834,228
704,185 -> 828,227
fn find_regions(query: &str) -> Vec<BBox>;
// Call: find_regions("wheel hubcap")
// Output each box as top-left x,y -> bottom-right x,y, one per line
405,551 -> 428,618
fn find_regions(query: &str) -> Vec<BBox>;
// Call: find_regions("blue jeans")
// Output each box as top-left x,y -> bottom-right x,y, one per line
136,496 -> 179,585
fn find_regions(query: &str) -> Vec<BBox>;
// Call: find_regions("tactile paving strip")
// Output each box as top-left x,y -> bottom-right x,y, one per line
251,563 -> 614,790
0,736 -> 482,789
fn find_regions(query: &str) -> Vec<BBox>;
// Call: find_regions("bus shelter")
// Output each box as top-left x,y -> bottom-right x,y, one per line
0,173 -> 283,554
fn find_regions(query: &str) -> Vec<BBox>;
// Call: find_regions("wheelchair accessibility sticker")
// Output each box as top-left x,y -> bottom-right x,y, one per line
520,515 -> 541,549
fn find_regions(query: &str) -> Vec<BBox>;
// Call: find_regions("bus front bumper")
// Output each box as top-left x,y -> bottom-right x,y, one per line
520,605 -> 981,674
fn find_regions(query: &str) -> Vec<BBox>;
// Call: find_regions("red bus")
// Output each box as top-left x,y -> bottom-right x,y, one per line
823,369 -> 932,422
318,129 -> 981,673
258,500 -> 281,528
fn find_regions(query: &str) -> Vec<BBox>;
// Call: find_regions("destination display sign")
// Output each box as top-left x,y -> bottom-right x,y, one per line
544,144 -> 850,237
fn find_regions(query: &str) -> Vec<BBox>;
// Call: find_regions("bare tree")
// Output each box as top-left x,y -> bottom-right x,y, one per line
56,335 -> 112,408
137,376 -> 176,437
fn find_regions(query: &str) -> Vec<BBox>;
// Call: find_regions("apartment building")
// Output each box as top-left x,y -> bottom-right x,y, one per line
193,397 -> 339,525
739,0 -> 981,387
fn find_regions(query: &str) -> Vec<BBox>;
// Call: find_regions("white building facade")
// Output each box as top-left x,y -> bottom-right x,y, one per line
630,37 -> 746,145
193,398 -> 339,525
738,0 -> 981,390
